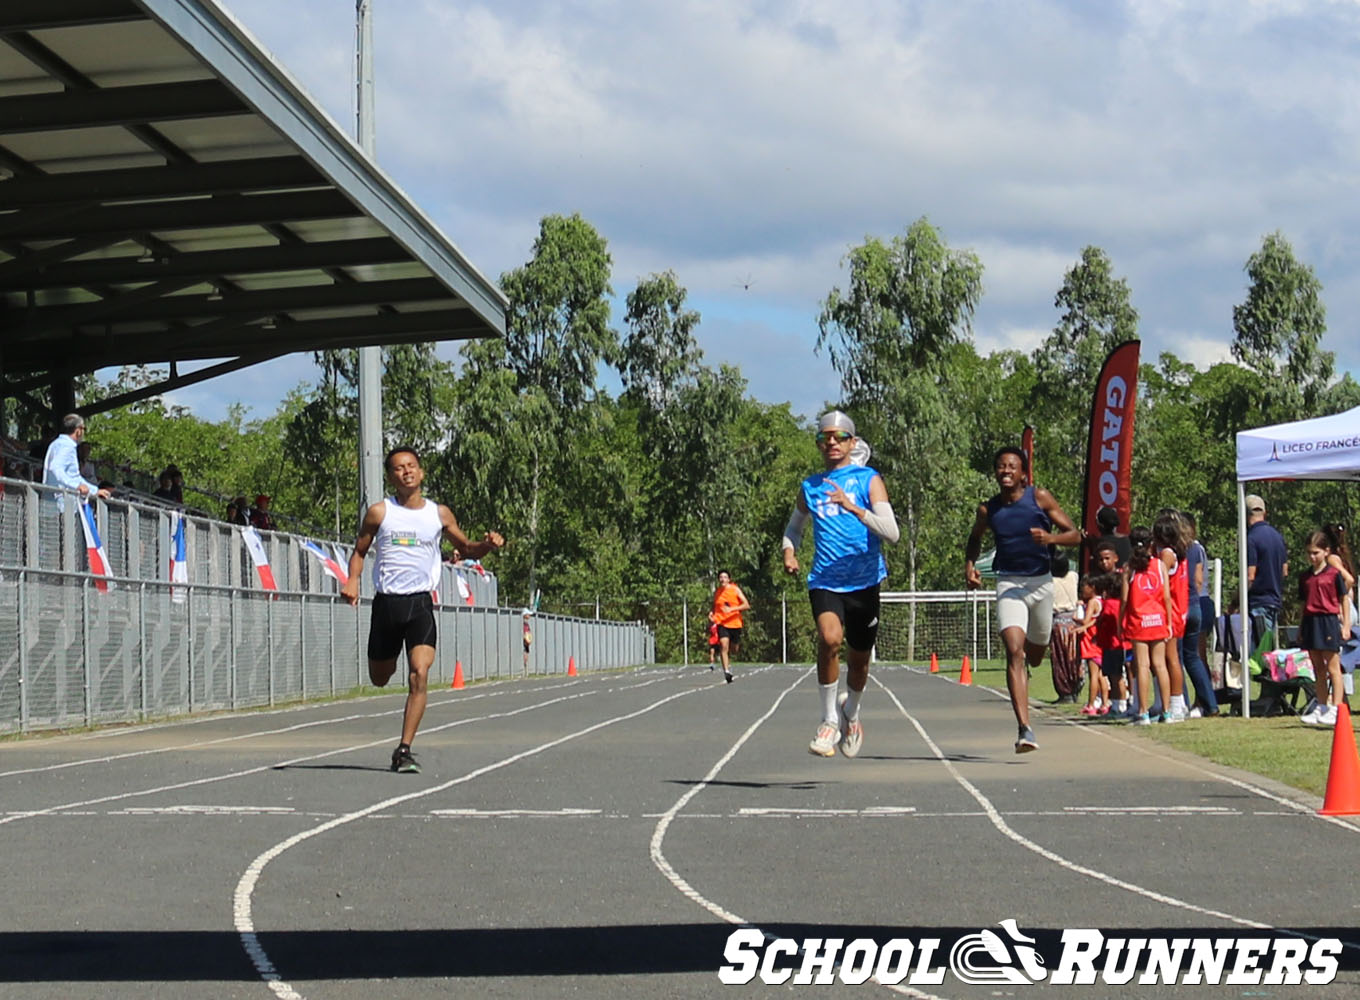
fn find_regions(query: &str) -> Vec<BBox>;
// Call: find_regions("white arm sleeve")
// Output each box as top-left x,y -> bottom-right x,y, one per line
859,500 -> 900,544
781,506 -> 808,551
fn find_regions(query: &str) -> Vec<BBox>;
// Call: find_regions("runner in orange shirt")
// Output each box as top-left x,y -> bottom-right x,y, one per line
710,570 -> 751,683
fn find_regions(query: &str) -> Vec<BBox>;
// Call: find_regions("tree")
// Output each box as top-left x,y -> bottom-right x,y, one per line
1029,246 -> 1139,506
447,213 -> 616,601
1232,231 -> 1331,420
817,218 -> 986,630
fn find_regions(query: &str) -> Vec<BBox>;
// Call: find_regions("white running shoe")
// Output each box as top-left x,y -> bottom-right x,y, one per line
1188,707 -> 1203,719
809,721 -> 839,757
1301,704 -> 1322,724
837,693 -> 864,758
1319,704 -> 1339,726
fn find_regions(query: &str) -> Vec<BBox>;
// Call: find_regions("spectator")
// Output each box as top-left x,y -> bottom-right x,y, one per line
1088,505 -> 1131,569
226,496 -> 250,526
152,469 -> 179,503
1245,493 -> 1288,647
76,441 -> 97,484
165,465 -> 184,502
42,414 -> 110,506
1049,553 -> 1083,703
522,609 -> 534,671
249,494 -> 275,531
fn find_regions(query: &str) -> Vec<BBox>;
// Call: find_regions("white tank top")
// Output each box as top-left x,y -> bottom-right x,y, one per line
371,498 -> 443,595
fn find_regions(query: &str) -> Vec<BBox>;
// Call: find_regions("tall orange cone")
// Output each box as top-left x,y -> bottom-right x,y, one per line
959,655 -> 972,686
929,652 -> 939,674
1319,702 -> 1360,816
451,660 -> 464,690
567,655 -> 578,677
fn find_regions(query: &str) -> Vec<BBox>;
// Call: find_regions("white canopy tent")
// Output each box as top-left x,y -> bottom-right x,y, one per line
1235,404 -> 1360,717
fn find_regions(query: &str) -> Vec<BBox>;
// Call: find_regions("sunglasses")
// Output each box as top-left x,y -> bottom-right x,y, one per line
815,431 -> 853,445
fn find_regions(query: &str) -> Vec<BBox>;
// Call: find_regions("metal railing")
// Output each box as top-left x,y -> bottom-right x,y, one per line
0,477 -> 654,735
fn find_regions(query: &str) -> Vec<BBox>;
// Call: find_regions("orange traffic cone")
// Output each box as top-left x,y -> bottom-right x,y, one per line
451,660 -> 464,690
959,655 -> 972,686
567,655 -> 578,677
929,652 -> 939,674
1319,702 -> 1360,816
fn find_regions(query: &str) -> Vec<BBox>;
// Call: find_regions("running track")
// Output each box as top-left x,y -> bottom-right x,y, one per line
2,663 -> 1357,999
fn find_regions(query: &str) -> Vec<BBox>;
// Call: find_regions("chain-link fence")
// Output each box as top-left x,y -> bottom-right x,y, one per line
0,477 -> 654,735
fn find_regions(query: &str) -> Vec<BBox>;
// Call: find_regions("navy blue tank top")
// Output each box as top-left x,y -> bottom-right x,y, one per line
986,486 -> 1052,577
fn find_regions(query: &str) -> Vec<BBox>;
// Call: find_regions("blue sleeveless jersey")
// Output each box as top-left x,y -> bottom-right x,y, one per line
986,485 -> 1052,577
802,464 -> 887,592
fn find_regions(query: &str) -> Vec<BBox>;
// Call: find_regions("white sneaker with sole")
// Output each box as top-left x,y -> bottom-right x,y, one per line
1318,704 -> 1339,726
1301,704 -> 1322,724
837,693 -> 863,758
809,721 -> 839,757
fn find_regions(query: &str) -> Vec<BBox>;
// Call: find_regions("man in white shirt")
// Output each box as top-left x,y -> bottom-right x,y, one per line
43,414 -> 111,503
341,446 -> 504,773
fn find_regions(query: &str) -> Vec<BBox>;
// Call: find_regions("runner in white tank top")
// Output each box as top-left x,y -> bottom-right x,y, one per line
342,447 -> 504,773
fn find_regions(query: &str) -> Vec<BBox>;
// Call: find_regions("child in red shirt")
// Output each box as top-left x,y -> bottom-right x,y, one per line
1122,527 -> 1174,725
1299,530 -> 1353,726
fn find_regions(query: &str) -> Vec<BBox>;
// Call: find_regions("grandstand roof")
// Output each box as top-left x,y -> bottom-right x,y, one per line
0,0 -> 508,414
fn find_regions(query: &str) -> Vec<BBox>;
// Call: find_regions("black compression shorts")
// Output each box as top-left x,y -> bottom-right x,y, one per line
367,591 -> 437,661
809,585 -> 881,652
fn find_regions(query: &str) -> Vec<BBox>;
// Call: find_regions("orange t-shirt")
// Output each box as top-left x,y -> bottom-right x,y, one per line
712,583 -> 745,628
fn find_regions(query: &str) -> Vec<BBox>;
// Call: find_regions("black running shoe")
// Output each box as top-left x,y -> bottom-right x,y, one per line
724,672 -> 734,683
390,746 -> 420,773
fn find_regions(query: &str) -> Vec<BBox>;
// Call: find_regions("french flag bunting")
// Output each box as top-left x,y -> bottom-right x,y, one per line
79,497 -> 114,593
464,558 -> 487,578
241,526 -> 278,591
301,539 -> 349,586
455,569 -> 474,606
168,510 -> 189,604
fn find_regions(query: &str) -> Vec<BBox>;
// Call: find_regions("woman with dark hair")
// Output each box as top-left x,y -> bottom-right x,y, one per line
1122,526 -> 1174,726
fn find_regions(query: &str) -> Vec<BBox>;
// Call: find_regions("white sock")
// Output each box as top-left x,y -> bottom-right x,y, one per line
844,688 -> 862,721
820,681 -> 839,724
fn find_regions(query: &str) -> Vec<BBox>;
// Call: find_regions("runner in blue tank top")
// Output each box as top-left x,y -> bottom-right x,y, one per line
964,446 -> 1080,754
782,411 -> 899,758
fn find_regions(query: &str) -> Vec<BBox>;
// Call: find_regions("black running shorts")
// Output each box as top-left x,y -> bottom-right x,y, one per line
367,591 -> 437,661
716,625 -> 742,644
809,585 -> 881,652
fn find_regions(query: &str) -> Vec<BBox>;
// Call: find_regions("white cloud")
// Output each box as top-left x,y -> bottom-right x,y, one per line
186,0 -> 1360,421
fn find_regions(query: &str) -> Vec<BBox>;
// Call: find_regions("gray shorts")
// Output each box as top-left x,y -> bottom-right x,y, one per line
995,574 -> 1055,646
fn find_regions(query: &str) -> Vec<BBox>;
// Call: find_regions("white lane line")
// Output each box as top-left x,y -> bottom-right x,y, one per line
234,684 -> 704,1000
430,808 -> 602,817
116,805 -> 297,816
0,686 -> 599,828
1060,805 -> 1236,814
871,676 -> 1360,955
0,671 -> 694,826
647,669 -> 950,1000
737,806 -> 917,816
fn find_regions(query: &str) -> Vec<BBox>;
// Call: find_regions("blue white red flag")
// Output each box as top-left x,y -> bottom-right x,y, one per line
79,497 -> 113,593
456,569 -> 474,606
168,510 -> 188,603
301,539 -> 349,586
241,526 -> 278,591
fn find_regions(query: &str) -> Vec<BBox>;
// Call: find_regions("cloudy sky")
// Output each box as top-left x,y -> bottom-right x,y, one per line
170,0 -> 1360,420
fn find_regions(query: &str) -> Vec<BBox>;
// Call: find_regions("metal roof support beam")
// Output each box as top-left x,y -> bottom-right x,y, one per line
0,190 -> 359,242
0,79 -> 246,133
0,236 -> 131,284
77,353 -> 284,417
0,237 -> 407,291
3,277 -> 445,332
0,1 -> 143,33
0,156 -> 322,209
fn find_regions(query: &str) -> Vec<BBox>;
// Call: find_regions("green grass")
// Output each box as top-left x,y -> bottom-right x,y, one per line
924,658 -> 1353,800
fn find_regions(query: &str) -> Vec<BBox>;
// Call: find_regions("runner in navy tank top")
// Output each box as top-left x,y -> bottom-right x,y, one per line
965,446 -> 1080,753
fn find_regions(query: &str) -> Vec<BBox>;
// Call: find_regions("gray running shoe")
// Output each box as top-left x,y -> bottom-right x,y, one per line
1014,727 -> 1038,753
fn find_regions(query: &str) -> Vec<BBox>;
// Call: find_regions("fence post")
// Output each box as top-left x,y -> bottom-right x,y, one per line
81,577 -> 92,727
187,585 -> 195,714
138,581 -> 148,719
18,569 -> 28,732
299,593 -> 306,702
329,597 -> 336,696
229,589 -> 238,710
682,597 -> 688,666
782,595 -> 787,664
267,595 -> 275,706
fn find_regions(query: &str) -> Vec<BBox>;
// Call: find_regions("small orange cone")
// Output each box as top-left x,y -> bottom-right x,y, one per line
1319,702 -> 1360,816
451,660 -> 464,690
959,655 -> 972,686
929,652 -> 939,674
567,655 -> 577,677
